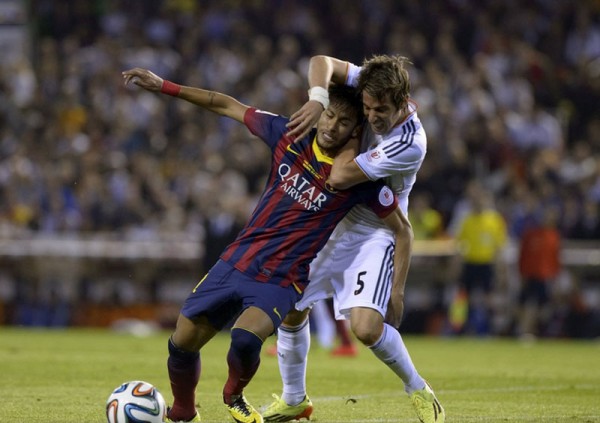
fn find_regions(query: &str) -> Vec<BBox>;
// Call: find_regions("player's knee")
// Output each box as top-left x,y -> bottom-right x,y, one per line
230,327 -> 263,356
171,314 -> 207,351
350,321 -> 380,345
350,308 -> 384,345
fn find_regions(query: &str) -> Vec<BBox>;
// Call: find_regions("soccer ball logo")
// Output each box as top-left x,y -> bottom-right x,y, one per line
106,381 -> 166,423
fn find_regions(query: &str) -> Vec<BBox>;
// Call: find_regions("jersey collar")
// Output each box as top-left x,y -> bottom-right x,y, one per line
312,136 -> 334,165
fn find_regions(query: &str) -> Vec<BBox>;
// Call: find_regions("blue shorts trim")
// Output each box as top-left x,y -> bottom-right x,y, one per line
180,260 -> 302,331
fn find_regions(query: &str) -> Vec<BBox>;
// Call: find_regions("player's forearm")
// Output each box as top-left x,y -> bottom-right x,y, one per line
123,68 -> 248,122
175,86 -> 246,121
308,55 -> 348,88
387,208 -> 414,296
328,138 -> 366,189
308,55 -> 334,89
391,227 -> 413,297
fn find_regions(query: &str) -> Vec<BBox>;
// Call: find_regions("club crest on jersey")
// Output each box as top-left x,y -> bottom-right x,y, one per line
379,186 -> 394,206
367,150 -> 381,162
278,163 -> 328,211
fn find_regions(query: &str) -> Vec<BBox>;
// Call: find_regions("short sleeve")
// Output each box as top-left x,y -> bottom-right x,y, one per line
354,138 -> 425,181
243,108 -> 290,151
345,63 -> 362,87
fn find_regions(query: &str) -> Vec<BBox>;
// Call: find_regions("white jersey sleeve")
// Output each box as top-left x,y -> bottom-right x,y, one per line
345,63 -> 362,87
350,103 -> 427,221
354,119 -> 426,182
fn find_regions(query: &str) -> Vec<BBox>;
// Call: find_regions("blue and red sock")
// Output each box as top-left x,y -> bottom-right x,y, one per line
223,327 -> 263,405
167,337 -> 200,421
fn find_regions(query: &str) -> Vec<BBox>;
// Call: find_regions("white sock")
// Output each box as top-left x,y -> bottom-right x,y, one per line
277,319 -> 311,405
369,323 -> 425,394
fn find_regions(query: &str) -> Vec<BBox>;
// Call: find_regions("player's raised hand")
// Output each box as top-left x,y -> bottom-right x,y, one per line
122,68 -> 163,92
286,100 -> 323,141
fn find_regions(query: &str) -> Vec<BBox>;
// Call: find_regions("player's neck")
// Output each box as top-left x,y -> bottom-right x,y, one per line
312,137 -> 336,163
318,145 -> 337,158
392,106 -> 410,130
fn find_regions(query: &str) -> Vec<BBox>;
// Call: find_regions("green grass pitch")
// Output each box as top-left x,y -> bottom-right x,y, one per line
0,327 -> 599,422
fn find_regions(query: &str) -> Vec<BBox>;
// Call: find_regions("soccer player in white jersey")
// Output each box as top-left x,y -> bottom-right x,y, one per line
263,55 -> 445,423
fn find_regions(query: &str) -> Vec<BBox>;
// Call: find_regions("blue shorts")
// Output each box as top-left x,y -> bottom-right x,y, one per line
180,260 -> 302,331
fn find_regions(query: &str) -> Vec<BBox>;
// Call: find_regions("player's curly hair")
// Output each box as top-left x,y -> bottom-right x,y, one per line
357,55 -> 411,110
328,84 -> 364,124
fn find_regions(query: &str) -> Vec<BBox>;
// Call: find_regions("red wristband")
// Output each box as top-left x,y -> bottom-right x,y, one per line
160,80 -> 181,96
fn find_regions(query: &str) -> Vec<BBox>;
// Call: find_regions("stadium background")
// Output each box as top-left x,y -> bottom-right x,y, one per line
0,0 -> 598,338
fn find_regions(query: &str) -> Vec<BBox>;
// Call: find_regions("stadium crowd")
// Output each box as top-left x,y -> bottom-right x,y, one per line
0,0 -> 598,337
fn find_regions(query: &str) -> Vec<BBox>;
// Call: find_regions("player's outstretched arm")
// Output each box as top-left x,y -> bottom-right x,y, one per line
381,206 -> 414,329
122,68 -> 249,123
287,55 -> 350,139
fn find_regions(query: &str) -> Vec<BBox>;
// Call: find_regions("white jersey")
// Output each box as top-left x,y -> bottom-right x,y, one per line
345,63 -> 426,228
297,63 -> 427,318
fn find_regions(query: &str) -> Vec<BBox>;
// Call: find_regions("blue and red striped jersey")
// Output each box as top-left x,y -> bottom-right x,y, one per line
220,108 -> 398,292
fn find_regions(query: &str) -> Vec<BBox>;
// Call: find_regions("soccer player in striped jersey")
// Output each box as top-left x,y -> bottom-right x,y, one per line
121,67 -> 414,423
264,55 -> 445,423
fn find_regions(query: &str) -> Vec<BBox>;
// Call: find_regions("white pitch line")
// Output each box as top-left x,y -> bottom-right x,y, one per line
299,417 -> 600,423
199,417 -> 600,423
440,383 -> 599,395
199,384 -> 600,422
314,382 -> 599,402
302,384 -> 600,422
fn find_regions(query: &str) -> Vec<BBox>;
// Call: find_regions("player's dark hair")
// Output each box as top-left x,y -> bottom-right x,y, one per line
327,84 -> 364,124
357,55 -> 411,109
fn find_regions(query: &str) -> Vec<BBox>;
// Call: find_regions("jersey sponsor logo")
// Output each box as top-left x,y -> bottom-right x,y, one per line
286,144 -> 322,180
379,186 -> 394,207
278,163 -> 329,211
286,144 -> 300,156
272,307 -> 282,319
302,161 -> 323,180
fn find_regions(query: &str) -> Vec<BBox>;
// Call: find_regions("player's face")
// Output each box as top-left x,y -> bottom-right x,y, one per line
315,103 -> 358,156
362,91 -> 403,135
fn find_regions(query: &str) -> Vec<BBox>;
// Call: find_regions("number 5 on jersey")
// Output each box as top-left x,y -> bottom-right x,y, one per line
354,271 -> 367,295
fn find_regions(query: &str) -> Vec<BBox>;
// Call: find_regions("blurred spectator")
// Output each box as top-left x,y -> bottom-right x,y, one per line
505,102 -> 563,153
516,207 -> 561,338
409,191 -> 445,240
454,183 -> 508,335
564,7 -> 600,67
569,198 -> 600,240
202,196 -> 248,272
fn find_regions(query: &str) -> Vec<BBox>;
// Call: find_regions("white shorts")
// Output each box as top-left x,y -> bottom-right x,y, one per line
296,218 -> 395,320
